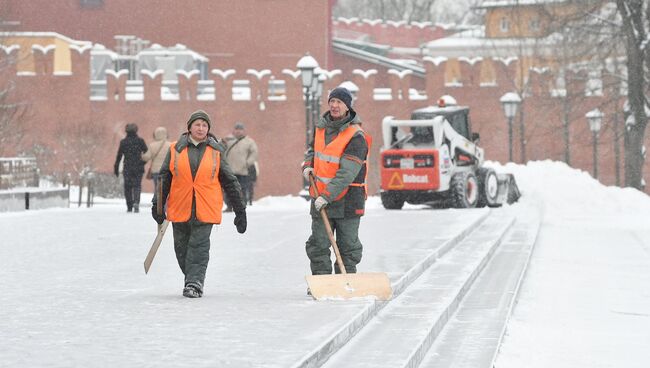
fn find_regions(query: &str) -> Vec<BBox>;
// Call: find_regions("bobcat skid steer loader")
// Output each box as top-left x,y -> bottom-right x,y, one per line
379,97 -> 520,209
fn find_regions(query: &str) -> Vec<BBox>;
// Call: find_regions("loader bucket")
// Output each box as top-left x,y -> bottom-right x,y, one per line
496,173 -> 521,205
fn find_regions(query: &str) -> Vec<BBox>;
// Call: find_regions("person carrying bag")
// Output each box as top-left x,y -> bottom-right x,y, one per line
142,126 -> 172,190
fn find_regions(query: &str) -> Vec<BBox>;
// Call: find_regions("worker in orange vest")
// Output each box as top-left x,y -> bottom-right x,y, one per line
302,87 -> 371,283
152,110 -> 247,298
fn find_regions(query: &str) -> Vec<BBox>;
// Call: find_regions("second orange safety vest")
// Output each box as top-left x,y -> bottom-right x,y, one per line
166,143 -> 223,224
310,124 -> 371,201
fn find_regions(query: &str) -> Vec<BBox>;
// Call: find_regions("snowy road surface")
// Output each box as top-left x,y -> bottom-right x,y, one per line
2,161 -> 650,368
1,197 -> 488,367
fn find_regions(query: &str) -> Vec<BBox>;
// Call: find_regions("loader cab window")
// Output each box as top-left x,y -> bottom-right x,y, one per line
409,126 -> 433,145
449,112 -> 470,140
389,125 -> 434,148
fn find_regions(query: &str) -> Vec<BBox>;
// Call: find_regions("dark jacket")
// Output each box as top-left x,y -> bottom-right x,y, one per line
155,133 -> 246,222
303,109 -> 369,218
114,132 -> 148,176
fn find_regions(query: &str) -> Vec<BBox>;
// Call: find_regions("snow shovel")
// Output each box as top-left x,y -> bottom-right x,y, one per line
305,175 -> 392,301
144,220 -> 169,274
144,183 -> 170,274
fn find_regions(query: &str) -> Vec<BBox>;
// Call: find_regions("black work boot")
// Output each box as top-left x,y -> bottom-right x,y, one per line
182,282 -> 203,298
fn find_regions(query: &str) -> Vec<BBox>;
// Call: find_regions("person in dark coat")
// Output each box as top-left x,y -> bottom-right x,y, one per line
114,123 -> 148,212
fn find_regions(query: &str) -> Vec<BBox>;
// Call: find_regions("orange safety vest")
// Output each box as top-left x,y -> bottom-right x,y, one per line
166,143 -> 223,224
310,124 -> 371,201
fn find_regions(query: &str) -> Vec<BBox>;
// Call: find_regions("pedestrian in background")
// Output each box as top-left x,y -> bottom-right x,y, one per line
247,161 -> 259,206
302,87 -> 371,283
114,123 -> 148,213
224,122 -> 258,210
142,126 -> 172,192
152,110 -> 247,298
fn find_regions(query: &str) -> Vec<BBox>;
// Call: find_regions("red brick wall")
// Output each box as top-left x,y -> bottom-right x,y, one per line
333,18 -> 448,47
2,45 -> 648,197
3,0 -> 332,73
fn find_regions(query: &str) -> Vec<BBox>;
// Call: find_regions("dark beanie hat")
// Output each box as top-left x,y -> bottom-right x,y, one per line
187,110 -> 211,131
328,87 -> 353,110
125,123 -> 138,133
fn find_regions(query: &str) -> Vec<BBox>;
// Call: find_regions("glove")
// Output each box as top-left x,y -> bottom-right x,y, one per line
151,203 -> 166,225
302,167 -> 314,181
314,196 -> 328,211
234,210 -> 247,234
114,169 -> 119,177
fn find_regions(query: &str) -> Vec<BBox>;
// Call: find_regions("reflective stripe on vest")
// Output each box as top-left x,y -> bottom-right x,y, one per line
310,124 -> 371,201
166,144 -> 223,224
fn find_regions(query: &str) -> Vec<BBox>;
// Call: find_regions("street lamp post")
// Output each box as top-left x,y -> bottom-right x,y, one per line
297,54 -> 318,149
296,54 -> 319,192
310,68 -> 323,134
313,73 -> 326,124
586,108 -> 603,179
500,92 -> 521,162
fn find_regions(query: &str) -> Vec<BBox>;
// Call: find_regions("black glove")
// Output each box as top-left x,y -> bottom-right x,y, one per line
151,203 -> 166,225
114,169 -> 119,177
234,210 -> 247,234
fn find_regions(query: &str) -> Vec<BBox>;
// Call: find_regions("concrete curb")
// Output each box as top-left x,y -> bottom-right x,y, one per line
291,209 -> 493,368
402,214 -> 516,368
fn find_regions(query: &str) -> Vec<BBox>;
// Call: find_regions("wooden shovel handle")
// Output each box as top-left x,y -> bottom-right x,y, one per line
309,174 -> 347,274
156,179 -> 163,216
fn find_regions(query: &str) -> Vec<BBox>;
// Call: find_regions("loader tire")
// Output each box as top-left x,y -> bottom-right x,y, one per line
381,191 -> 405,210
477,168 -> 500,207
450,172 -> 479,208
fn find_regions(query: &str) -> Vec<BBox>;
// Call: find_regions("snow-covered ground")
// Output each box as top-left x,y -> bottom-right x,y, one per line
489,161 -> 650,368
1,160 -> 649,367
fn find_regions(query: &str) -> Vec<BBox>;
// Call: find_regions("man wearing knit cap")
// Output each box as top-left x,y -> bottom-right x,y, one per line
224,121 -> 258,210
301,86 -> 371,290
152,109 -> 247,298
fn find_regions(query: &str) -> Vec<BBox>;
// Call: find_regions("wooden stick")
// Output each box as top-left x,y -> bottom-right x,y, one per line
156,179 -> 163,216
309,175 -> 347,274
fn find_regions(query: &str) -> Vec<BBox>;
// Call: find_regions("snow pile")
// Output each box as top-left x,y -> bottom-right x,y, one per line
487,165 -> 650,368
486,160 -> 650,221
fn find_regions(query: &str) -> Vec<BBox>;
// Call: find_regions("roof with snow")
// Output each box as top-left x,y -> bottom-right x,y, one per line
423,28 -> 561,58
476,0 -> 568,8
333,39 -> 426,78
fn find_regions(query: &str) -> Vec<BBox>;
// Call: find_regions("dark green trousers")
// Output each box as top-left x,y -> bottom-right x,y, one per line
306,216 -> 362,275
172,221 -> 213,288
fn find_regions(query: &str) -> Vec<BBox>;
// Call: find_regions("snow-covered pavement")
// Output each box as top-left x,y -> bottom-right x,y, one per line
1,196 -> 490,367
2,161 -> 650,368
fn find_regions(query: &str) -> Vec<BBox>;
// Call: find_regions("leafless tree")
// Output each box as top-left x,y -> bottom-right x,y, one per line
54,119 -> 108,183
616,0 -> 649,190
0,22 -> 28,156
504,0 -> 646,189
537,1 -> 621,165
0,81 -> 27,156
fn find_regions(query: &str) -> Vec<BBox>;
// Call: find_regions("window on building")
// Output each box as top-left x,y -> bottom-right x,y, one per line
500,17 -> 510,33
80,0 -> 104,8
586,70 -> 603,96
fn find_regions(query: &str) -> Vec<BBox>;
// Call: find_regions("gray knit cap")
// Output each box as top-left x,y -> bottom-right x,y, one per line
187,110 -> 211,131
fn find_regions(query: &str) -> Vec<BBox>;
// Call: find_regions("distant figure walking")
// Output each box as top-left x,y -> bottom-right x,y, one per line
114,123 -> 148,213
224,122 -> 258,210
142,126 -> 172,192
247,161 -> 259,206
